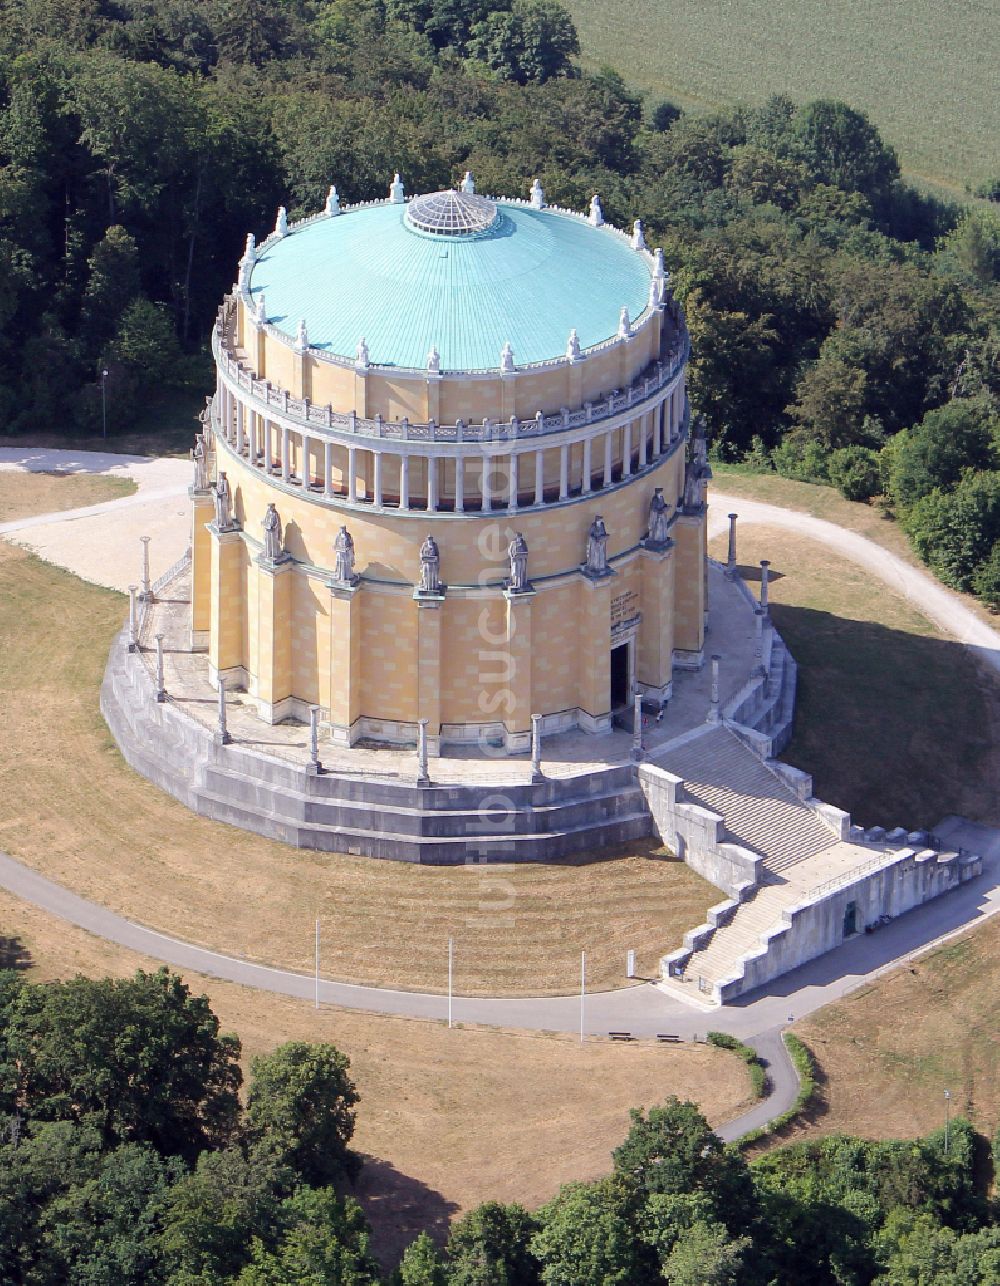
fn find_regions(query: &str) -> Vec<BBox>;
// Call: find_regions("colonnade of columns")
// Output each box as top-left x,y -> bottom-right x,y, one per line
213,377 -> 688,514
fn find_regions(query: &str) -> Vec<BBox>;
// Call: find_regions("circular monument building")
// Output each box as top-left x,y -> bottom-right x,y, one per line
191,174 -> 708,754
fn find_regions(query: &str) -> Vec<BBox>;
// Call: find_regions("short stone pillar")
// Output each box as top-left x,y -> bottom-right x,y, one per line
127,585 -> 139,653
140,536 -> 152,602
708,654 -> 721,723
416,718 -> 430,785
632,690 -> 643,761
154,633 -> 166,703
530,713 -> 543,782
307,705 -> 322,775
726,513 -> 738,577
754,608 -> 766,676
216,677 -> 231,745
759,560 -> 771,618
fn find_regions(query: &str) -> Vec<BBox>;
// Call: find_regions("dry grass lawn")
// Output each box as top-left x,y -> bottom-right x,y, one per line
0,541 -> 718,996
0,887 -> 751,1265
713,465 -> 999,630
786,914 -> 1000,1148
709,526 -> 1000,828
0,469 -> 136,523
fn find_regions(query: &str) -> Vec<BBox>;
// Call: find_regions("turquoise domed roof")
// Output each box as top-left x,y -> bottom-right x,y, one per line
248,193 -> 654,373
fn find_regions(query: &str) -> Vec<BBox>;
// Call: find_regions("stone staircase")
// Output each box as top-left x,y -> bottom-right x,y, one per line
659,727 -> 837,874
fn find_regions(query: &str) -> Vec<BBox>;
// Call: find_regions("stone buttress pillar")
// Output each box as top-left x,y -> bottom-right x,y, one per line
327,583 -> 362,745
638,542 -> 675,701
416,596 -> 444,755
503,588 -> 535,751
672,509 -> 706,665
208,526 -> 245,686
190,488 -> 215,650
248,558 -> 293,722
577,575 -> 613,733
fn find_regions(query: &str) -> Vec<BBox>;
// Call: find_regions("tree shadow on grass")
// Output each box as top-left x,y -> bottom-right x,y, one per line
771,603 -> 1000,830
0,936 -> 31,970
354,1155 -> 459,1270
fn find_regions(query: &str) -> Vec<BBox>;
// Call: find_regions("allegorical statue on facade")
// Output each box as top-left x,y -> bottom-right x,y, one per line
584,515 -> 610,576
507,532 -> 530,592
262,502 -> 284,562
214,472 -> 234,531
683,462 -> 702,511
191,435 -> 209,491
647,487 -> 669,546
418,533 -> 442,594
333,525 -> 357,584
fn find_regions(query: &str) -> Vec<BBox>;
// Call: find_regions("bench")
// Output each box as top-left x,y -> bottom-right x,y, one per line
608,1031 -> 634,1042
656,1033 -> 681,1043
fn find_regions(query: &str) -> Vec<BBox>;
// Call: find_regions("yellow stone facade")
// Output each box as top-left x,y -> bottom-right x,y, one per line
191,191 -> 708,752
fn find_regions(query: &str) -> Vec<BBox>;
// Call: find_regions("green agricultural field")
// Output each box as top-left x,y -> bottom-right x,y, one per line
566,0 -> 999,192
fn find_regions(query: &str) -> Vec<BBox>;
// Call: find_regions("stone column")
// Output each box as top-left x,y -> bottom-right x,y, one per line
708,654 -> 721,723
416,718 -> 430,785
508,453 -> 518,511
754,607 -> 765,675
481,455 -> 493,512
373,451 -> 383,507
530,712 -> 543,781
281,426 -> 290,481
427,457 -> 438,512
760,559 -> 770,618
307,705 -> 321,773
603,432 -> 613,488
301,432 -> 312,487
639,413 -> 648,468
139,536 -> 152,603
216,676 -> 232,744
454,456 -> 464,512
534,450 -> 544,506
155,633 -> 166,703
582,437 -> 592,494
348,446 -> 357,503
128,584 -> 139,652
559,444 -> 569,499
236,400 -> 245,456
726,513 -> 738,576
632,689 -> 643,759
324,440 -> 333,498
671,510 -> 706,663
623,423 -> 632,477
400,455 -> 410,510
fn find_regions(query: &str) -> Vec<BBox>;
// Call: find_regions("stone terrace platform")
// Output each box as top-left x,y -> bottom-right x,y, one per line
137,560 -> 760,786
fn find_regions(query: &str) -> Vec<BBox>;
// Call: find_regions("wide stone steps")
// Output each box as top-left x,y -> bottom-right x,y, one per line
685,883 -> 801,983
193,786 -> 654,863
660,727 -> 838,873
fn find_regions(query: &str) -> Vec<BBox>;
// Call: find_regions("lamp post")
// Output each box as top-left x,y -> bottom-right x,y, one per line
101,369 -> 109,440
944,1089 -> 952,1154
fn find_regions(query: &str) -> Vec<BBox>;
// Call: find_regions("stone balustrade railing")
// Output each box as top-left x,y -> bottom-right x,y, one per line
213,298 -> 689,446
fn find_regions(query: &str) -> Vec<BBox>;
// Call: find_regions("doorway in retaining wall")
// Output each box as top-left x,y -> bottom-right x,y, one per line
843,900 -> 858,937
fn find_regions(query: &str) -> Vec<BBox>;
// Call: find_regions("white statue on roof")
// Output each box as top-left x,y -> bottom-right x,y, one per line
275,206 -> 288,238
500,341 -> 515,373
355,337 -> 369,370
294,319 -> 309,353
461,171 -> 475,195
427,346 -> 440,374
566,329 -> 581,362
325,185 -> 341,216
618,307 -> 631,340
588,195 -> 604,227
529,178 -> 544,209
389,172 -> 405,204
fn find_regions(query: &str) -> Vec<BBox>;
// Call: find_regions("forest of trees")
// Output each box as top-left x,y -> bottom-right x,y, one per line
1,965 -> 998,1284
0,0 -> 997,603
